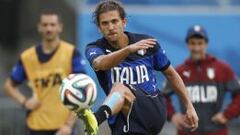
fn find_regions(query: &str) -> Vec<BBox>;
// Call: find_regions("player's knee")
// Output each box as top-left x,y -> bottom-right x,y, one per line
111,83 -> 129,93
110,86 -> 125,103
111,91 -> 125,103
112,83 -> 125,90
111,83 -> 135,102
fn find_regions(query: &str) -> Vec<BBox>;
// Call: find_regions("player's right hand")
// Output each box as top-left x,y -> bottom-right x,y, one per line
24,96 -> 41,110
127,38 -> 156,53
211,112 -> 229,125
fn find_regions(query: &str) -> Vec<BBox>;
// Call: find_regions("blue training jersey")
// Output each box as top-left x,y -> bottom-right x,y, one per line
85,32 -> 170,95
11,45 -> 86,84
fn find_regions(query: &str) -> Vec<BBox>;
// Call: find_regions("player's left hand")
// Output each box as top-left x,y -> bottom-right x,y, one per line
211,112 -> 228,125
127,38 -> 156,54
55,124 -> 72,135
24,96 -> 41,110
184,105 -> 199,132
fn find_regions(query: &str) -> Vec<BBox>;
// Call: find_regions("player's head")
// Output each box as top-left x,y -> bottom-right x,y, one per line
93,0 -> 127,42
185,25 -> 208,60
38,11 -> 63,42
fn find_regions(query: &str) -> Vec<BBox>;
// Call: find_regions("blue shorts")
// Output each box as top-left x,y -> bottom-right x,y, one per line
109,85 -> 167,135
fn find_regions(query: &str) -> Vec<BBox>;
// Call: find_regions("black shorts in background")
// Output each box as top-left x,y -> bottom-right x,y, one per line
28,129 -> 57,135
27,128 -> 76,135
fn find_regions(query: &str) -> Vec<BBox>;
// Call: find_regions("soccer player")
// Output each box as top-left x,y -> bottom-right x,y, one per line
164,25 -> 240,135
4,11 -> 86,135
77,1 -> 198,135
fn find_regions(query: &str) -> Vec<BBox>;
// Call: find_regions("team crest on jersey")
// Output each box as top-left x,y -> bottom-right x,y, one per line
183,70 -> 191,78
207,68 -> 215,79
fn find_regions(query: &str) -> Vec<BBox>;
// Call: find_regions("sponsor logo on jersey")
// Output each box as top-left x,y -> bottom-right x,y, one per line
34,73 -> 62,88
104,110 -> 110,118
187,85 -> 218,103
183,70 -> 191,78
111,65 -> 149,84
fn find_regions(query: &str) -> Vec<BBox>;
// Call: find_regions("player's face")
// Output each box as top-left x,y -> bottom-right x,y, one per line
187,38 -> 207,60
98,10 -> 126,42
38,14 -> 62,42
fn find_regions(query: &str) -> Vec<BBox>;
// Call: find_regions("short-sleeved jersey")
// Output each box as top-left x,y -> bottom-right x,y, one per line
10,41 -> 86,130
85,32 -> 170,95
175,55 -> 240,132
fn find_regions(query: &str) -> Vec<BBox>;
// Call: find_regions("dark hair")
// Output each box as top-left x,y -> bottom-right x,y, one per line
93,0 -> 126,26
39,10 -> 62,23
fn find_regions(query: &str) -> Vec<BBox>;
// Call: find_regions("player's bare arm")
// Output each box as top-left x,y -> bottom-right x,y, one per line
163,65 -> 199,131
93,38 -> 156,70
212,93 -> 240,124
4,78 -> 41,110
4,78 -> 27,105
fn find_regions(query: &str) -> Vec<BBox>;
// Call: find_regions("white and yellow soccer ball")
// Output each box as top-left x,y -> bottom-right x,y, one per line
59,73 -> 97,111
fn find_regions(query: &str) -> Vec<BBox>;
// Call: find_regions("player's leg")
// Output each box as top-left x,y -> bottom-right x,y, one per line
77,83 -> 135,135
94,83 -> 135,124
110,86 -> 167,135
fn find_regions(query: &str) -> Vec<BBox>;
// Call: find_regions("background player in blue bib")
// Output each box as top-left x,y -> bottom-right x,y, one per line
78,1 -> 199,135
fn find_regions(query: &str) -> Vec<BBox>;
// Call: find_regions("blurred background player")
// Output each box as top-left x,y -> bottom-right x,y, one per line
80,1 -> 198,135
4,11 -> 86,135
211,93 -> 240,125
163,25 -> 240,135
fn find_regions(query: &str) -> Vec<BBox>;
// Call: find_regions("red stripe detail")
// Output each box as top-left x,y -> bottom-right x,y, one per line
86,84 -> 95,105
67,74 -> 77,80
65,89 -> 81,101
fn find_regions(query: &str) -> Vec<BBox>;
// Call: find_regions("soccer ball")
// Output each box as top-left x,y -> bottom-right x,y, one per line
59,73 -> 97,111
